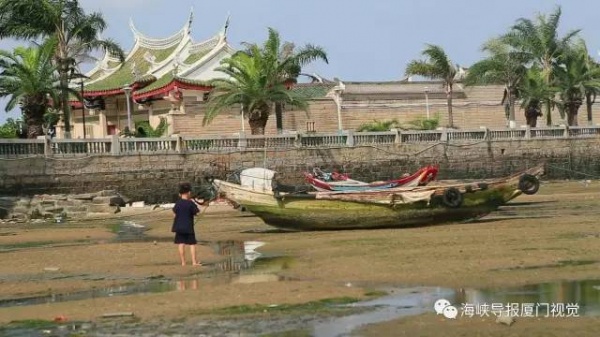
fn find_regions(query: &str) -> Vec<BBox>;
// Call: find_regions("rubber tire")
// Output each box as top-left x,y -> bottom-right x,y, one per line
519,174 -> 540,195
442,187 -> 463,208
477,183 -> 489,190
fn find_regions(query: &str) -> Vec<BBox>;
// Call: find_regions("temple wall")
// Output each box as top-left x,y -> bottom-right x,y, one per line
66,84 -> 600,138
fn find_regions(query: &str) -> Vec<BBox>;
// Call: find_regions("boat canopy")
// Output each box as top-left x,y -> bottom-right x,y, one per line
240,168 -> 277,192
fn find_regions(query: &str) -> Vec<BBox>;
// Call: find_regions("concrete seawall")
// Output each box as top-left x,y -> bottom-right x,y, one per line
1,138 -> 599,203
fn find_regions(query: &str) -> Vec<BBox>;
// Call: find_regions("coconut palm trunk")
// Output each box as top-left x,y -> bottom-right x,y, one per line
59,68 -> 71,137
586,92 -> 595,125
508,89 -> 517,126
247,105 -> 271,135
446,84 -> 454,128
274,102 -> 284,134
22,94 -> 46,138
566,101 -> 581,126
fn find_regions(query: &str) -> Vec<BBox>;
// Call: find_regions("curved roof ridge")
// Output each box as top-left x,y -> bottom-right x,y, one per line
178,40 -> 231,78
129,8 -> 193,50
189,35 -> 220,54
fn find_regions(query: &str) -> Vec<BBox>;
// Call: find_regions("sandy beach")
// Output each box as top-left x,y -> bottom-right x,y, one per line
0,180 -> 599,336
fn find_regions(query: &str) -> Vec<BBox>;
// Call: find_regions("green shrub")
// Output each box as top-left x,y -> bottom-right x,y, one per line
357,119 -> 400,132
0,118 -> 20,138
404,115 -> 440,130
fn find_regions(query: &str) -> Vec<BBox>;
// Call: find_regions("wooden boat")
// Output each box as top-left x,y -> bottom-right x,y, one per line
213,166 -> 544,231
304,165 -> 439,191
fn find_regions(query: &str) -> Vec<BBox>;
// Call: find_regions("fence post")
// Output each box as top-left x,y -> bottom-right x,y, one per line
479,126 -> 489,141
42,136 -> 52,158
238,133 -> 247,150
295,133 -> 303,148
440,129 -> 448,142
391,128 -> 402,144
563,125 -> 569,138
345,130 -> 354,147
111,135 -> 120,155
174,135 -> 183,153
525,126 -> 531,139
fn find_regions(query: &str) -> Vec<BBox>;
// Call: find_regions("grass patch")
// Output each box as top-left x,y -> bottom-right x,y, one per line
331,238 -> 390,246
0,239 -> 94,252
3,319 -> 57,329
364,290 -> 389,297
107,223 -> 121,234
0,241 -> 57,250
491,259 -> 598,271
261,329 -> 312,337
195,297 -> 361,317
253,256 -> 295,270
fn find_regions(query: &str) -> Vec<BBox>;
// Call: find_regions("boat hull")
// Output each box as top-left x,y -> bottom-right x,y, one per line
243,188 -> 519,230
214,173 -> 531,231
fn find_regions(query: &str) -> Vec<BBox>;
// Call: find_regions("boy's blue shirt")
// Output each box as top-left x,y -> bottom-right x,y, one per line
172,199 -> 199,234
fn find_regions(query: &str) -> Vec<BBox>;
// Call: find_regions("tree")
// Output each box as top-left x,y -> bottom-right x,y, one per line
204,43 -> 311,135
406,44 -> 463,128
240,28 -> 328,134
0,0 -> 125,138
554,42 -> 600,126
0,118 -> 20,138
135,117 -> 169,137
518,66 -> 558,127
502,6 -> 580,126
464,38 -> 528,127
0,40 -> 70,138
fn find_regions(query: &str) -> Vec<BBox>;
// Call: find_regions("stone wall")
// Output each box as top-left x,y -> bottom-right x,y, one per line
1,138 -> 600,204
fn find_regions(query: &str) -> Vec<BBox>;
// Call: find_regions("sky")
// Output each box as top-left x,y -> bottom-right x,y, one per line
2,0 -> 600,122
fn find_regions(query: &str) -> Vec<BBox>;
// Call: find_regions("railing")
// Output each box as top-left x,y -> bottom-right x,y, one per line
1,125 -> 599,158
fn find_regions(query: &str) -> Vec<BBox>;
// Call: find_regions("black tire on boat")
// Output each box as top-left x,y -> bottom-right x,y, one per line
442,187 -> 463,208
518,174 -> 540,195
477,183 -> 489,190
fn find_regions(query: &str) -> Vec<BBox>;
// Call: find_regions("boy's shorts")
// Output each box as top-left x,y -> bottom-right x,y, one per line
174,232 -> 197,245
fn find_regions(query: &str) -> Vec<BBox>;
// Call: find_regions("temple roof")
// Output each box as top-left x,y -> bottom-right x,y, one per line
291,83 -> 337,99
81,8 -> 233,97
134,73 -> 211,100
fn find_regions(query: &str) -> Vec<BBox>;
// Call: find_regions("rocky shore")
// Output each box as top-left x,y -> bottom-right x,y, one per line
0,190 -> 128,221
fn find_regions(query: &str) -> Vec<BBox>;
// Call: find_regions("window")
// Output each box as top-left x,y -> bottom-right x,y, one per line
85,125 -> 94,138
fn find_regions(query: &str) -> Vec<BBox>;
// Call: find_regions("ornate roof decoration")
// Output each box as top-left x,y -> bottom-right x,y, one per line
78,8 -> 234,98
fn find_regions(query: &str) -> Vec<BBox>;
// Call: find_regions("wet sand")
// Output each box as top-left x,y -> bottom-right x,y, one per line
0,181 -> 599,335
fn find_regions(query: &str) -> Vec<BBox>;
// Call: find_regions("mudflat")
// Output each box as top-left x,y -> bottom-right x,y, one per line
0,180 -> 599,336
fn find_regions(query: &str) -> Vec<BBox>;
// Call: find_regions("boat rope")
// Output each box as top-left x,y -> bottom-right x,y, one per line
544,164 -> 600,179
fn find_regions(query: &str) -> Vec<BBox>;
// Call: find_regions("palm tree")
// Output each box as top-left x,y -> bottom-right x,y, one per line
406,44 -> 462,128
502,6 -> 580,125
203,51 -> 310,135
518,66 -> 558,127
464,38 -> 528,127
0,40 -> 72,138
572,41 -> 600,125
0,0 -> 125,138
240,28 -> 328,134
554,43 -> 600,126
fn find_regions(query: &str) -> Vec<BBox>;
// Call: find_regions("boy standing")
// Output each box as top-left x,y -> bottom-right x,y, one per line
172,183 -> 202,266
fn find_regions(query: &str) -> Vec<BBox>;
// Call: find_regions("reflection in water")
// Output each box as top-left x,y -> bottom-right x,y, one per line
207,240 -> 265,272
176,279 -> 199,291
314,280 -> 600,337
0,240 -> 283,308
462,279 -> 600,316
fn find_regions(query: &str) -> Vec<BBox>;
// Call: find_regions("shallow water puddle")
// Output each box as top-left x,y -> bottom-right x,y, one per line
313,279 -> 600,337
0,240 -> 290,308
